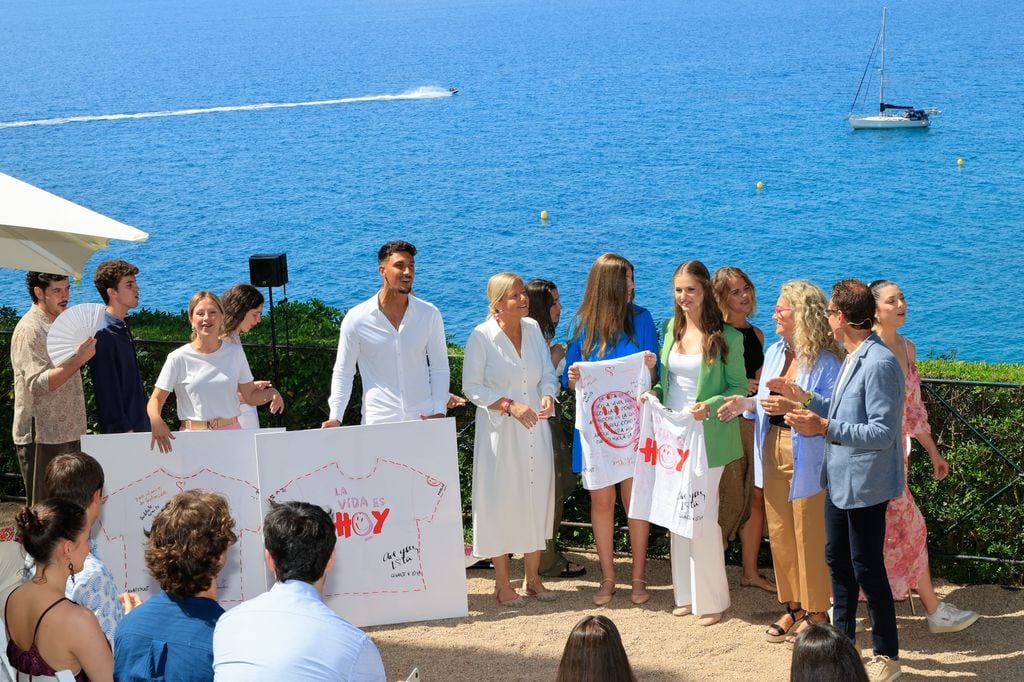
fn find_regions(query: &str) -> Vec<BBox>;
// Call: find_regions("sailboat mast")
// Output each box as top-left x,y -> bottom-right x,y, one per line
879,7 -> 887,112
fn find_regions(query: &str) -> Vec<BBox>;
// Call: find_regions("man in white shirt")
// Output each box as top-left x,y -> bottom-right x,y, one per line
212,501 -> 386,682
322,240 -> 450,426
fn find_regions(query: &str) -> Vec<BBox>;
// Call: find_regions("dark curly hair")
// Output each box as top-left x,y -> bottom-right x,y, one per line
144,491 -> 237,598
93,259 -> 139,304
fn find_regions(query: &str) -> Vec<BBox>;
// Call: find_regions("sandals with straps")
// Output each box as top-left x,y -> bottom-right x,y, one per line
765,604 -> 806,643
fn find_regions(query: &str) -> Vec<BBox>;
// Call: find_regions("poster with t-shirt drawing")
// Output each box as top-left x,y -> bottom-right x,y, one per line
82,430 -> 277,609
628,397 -> 709,539
254,418 -> 467,627
574,352 -> 650,490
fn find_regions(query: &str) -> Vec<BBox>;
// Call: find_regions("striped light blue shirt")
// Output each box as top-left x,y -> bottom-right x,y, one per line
212,580 -> 385,682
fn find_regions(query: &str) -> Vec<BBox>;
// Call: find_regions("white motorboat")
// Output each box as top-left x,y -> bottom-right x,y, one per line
848,7 -> 939,130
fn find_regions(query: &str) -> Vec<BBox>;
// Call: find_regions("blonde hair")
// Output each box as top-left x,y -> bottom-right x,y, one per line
187,290 -> 224,340
486,272 -> 523,320
570,253 -> 635,359
712,266 -> 757,320
779,280 -> 842,368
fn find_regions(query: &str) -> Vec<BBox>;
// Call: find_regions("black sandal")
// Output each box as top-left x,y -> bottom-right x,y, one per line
765,604 -> 805,643
785,611 -> 830,645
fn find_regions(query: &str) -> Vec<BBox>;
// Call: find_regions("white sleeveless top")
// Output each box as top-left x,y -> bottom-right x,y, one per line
666,351 -> 702,412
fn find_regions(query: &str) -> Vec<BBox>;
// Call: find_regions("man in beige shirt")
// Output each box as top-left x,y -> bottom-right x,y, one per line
10,272 -> 94,504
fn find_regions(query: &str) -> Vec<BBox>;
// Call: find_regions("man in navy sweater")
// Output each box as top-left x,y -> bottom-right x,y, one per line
90,259 -> 150,433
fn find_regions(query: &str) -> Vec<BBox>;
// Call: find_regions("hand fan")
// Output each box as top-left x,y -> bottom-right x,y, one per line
47,303 -> 107,366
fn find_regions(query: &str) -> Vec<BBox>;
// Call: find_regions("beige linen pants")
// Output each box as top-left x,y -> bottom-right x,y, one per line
762,425 -> 831,613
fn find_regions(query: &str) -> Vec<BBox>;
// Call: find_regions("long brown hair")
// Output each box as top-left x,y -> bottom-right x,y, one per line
221,284 -> 265,338
672,260 -> 728,363
570,253 -> 635,359
711,265 -> 757,320
555,615 -> 637,682
525,279 -> 558,341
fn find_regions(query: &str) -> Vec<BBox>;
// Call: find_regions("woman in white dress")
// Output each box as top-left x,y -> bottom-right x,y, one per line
463,273 -> 559,606
221,284 -> 277,430
147,291 -> 284,453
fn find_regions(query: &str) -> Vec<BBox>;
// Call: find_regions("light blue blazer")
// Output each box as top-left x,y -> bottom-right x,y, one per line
751,340 -> 841,499
807,333 -> 905,510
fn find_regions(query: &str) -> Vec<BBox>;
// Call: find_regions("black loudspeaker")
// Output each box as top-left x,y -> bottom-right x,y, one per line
249,253 -> 288,287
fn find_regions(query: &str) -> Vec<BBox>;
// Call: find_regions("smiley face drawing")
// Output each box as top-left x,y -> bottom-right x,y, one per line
591,391 -> 641,448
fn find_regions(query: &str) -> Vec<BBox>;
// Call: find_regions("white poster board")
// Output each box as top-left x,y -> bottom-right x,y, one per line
254,418 -> 468,627
82,430 -> 275,609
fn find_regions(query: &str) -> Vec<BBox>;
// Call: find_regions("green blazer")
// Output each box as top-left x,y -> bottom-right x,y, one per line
652,319 -> 747,468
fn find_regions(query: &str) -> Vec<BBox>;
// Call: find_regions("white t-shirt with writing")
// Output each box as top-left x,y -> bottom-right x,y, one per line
98,467 -> 262,604
268,459 -> 446,596
629,396 -> 709,539
156,342 -> 254,421
574,352 -> 649,490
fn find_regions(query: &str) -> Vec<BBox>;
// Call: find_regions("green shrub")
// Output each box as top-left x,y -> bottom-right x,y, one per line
2,303 -> 1022,585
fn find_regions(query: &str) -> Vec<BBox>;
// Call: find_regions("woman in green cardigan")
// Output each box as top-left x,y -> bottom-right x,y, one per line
646,260 -> 747,625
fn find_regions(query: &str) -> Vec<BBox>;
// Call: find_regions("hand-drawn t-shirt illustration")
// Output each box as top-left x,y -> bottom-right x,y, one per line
574,352 -> 649,490
98,467 -> 261,604
268,459 -> 445,596
629,397 -> 709,539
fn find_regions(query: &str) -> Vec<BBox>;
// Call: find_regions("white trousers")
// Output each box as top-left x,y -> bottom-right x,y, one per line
670,465 -> 731,616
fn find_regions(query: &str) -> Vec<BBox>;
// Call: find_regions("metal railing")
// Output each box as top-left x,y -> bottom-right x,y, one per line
2,330 -> 1022,576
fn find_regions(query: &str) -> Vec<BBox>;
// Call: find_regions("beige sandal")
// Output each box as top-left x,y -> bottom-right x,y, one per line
631,579 -> 651,605
592,578 -> 616,606
524,578 -> 558,602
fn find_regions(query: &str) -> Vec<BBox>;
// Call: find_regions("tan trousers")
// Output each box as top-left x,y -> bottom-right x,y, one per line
763,425 -> 831,612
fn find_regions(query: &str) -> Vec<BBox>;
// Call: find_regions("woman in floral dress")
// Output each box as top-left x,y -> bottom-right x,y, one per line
871,280 -> 979,634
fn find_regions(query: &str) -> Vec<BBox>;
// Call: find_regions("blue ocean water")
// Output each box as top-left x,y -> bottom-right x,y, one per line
1,0 -> 1022,361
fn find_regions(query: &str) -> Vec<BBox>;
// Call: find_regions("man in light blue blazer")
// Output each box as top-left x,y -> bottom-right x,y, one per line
777,279 -> 905,682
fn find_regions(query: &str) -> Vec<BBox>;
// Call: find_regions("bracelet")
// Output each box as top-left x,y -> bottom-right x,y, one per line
498,398 -> 512,416
801,393 -> 813,409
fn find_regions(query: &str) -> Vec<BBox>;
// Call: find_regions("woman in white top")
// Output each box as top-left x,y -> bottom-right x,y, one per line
645,261 -> 746,626
221,284 -> 279,430
147,291 -> 284,453
463,273 -> 559,606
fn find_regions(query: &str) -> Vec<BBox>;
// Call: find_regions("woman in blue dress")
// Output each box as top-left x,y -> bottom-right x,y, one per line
563,253 -> 659,606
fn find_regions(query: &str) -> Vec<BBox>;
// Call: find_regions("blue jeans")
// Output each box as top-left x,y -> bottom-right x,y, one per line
824,494 -> 899,659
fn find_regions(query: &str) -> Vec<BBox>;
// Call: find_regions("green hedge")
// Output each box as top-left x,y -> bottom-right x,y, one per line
2,303 -> 1022,585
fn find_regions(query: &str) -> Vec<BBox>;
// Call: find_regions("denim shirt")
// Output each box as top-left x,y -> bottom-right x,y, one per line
750,340 -> 841,500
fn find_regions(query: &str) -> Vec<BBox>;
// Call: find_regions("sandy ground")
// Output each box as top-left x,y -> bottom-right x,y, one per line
368,551 -> 1024,681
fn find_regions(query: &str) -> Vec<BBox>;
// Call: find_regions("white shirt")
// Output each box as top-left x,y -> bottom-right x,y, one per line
155,342 -> 254,421
328,294 -> 450,424
213,580 -> 385,682
574,352 -> 650,490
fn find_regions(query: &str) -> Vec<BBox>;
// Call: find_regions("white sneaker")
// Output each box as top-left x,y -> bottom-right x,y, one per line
826,606 -> 868,632
927,601 -> 980,634
863,655 -> 902,682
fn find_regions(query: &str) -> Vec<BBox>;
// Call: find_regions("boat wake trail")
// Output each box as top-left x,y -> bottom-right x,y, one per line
0,86 -> 455,129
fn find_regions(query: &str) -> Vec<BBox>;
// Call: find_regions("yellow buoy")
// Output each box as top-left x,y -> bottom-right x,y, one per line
957,158 -> 964,167
756,181 -> 764,191
540,210 -> 548,221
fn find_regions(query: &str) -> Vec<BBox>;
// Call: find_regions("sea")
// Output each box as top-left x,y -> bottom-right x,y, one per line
2,0 -> 1022,361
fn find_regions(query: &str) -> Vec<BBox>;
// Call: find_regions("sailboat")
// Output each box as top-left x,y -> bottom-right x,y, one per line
848,7 -> 939,129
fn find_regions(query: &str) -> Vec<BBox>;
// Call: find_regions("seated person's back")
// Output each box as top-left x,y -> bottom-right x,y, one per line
114,491 -> 237,682
212,501 -> 385,682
